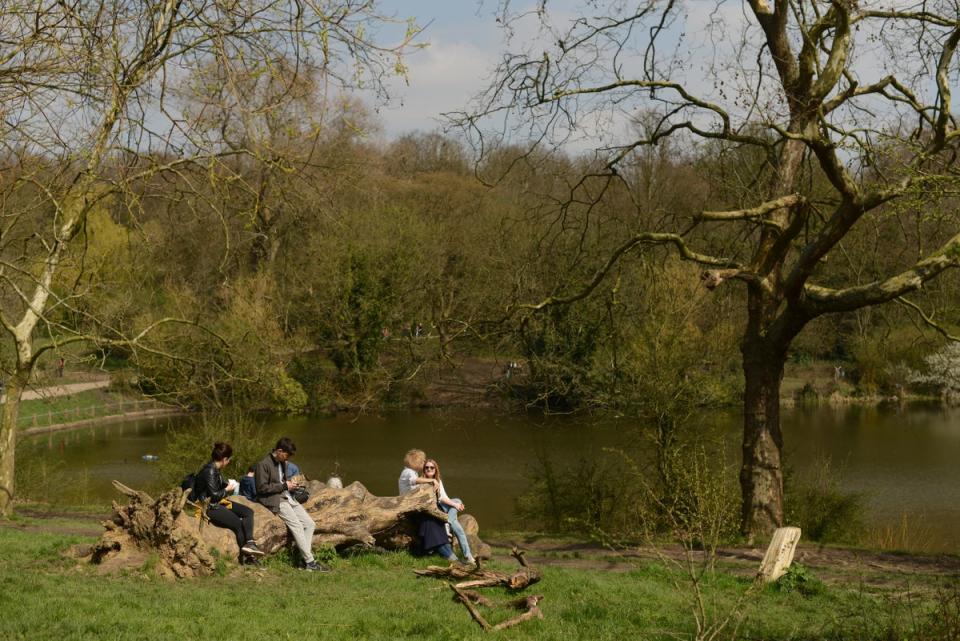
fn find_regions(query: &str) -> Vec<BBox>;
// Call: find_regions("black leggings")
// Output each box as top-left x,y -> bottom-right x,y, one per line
206,502 -> 255,551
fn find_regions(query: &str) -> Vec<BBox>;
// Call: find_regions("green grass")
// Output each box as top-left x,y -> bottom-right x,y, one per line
16,389 -> 150,429
0,519 -> 954,641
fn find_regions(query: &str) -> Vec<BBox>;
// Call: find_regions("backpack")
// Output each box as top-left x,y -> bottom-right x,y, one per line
180,471 -> 199,501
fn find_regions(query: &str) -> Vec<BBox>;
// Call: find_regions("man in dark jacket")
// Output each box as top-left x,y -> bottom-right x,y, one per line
254,437 -> 328,572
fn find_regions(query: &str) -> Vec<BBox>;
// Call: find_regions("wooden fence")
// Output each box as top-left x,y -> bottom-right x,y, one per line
17,399 -> 170,429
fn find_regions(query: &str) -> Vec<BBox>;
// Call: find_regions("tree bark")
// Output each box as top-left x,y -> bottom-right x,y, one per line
0,368 -> 29,517
739,326 -> 788,540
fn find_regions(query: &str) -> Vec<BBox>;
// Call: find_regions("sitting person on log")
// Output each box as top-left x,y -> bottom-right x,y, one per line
191,442 -> 264,565
255,437 -> 330,573
398,449 -> 457,563
424,458 -> 475,565
239,466 -> 256,501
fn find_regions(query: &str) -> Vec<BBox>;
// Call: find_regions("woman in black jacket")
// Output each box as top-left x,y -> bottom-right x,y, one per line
193,442 -> 264,564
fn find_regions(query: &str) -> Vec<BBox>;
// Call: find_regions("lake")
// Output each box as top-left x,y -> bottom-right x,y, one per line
17,404 -> 960,552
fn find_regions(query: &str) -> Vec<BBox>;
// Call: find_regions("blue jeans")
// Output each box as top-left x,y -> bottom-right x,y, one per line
433,542 -> 455,560
442,499 -> 472,560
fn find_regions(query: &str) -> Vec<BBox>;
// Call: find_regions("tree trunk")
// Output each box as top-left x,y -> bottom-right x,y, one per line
739,331 -> 788,541
87,481 -> 491,578
0,369 -> 28,517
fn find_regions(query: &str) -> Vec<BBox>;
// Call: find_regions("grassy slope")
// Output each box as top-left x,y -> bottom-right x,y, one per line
17,389 -> 145,429
0,518 -> 953,641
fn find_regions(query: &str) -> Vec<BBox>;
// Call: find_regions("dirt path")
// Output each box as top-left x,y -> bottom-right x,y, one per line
2,379 -> 111,402
486,536 -> 960,587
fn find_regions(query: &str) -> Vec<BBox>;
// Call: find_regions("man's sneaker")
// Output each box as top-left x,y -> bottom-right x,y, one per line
240,556 -> 263,567
302,560 -> 332,573
241,541 -> 265,556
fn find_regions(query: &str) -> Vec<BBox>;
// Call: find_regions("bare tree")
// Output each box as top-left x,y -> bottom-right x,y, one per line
0,0 -> 419,516
457,0 -> 960,538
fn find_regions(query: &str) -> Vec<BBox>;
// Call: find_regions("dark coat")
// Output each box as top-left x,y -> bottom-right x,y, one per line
418,516 -> 450,552
192,461 -> 228,505
254,452 -> 289,512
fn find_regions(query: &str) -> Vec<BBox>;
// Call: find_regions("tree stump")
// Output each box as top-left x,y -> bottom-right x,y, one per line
757,526 -> 802,583
88,481 -> 489,578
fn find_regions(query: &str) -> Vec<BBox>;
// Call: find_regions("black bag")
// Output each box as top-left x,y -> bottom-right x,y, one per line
180,472 -> 199,502
290,486 -> 310,504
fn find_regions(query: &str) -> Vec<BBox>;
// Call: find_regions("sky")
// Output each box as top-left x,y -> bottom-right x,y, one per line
333,1 -> 931,151
366,1 -> 507,138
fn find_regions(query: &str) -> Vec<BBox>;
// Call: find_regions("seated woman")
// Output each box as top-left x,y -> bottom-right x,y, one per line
423,458 -> 475,565
398,449 -> 457,562
192,442 -> 265,565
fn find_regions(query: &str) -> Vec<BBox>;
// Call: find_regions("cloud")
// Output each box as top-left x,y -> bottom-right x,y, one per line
373,38 -> 498,137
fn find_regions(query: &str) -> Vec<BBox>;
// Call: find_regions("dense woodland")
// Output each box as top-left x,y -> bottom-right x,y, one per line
3,120 -> 956,414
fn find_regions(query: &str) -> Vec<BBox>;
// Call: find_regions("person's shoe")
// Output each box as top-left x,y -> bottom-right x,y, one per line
302,560 -> 332,573
465,555 -> 476,566
241,541 -> 265,557
240,555 -> 263,567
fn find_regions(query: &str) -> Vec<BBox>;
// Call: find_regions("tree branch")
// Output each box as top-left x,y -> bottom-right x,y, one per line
515,233 -> 739,313
802,232 -> 960,314
895,297 -> 960,343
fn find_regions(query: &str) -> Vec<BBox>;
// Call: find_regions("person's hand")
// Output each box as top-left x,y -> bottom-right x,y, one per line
286,480 -> 299,490
455,501 -> 465,512
225,480 -> 238,492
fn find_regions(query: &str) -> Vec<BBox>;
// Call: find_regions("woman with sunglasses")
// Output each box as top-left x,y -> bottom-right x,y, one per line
423,458 -> 475,565
398,449 -> 457,562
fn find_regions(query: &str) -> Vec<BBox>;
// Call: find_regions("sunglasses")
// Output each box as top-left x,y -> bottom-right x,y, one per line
424,465 -> 436,470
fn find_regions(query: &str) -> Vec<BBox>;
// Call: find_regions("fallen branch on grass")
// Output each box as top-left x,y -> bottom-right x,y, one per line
414,547 -> 541,590
417,546 -> 544,631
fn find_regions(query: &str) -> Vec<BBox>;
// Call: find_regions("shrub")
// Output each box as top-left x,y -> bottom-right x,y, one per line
515,451 -> 643,536
516,443 -> 740,547
909,342 -> 960,403
157,410 -> 278,489
784,458 -> 866,544
774,563 -> 825,597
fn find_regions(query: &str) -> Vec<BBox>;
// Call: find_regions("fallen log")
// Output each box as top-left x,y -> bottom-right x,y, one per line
88,481 -> 490,578
414,547 -> 541,590
431,548 -> 544,632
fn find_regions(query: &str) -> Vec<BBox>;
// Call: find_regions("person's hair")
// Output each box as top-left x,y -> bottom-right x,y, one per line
423,458 -> 442,481
211,442 -> 233,462
274,437 -> 297,454
403,449 -> 426,471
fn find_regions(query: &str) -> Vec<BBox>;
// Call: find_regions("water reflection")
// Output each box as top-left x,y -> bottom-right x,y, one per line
17,404 -> 960,552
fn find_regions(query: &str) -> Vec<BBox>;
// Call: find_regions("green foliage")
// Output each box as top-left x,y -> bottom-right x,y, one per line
849,328 -> 938,395
264,366 -> 309,414
517,442 -> 740,546
516,451 -> 644,535
325,250 -> 399,379
774,563 -> 826,597
514,258 -> 741,413
515,302 -> 607,411
784,458 -> 867,544
313,544 -> 338,565
157,410 -> 277,488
